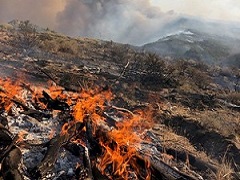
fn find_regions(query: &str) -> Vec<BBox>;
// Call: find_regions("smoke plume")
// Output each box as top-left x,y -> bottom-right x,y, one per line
0,0 -> 175,45
1,0 -> 240,44
0,0 -> 66,30
56,0 -> 175,45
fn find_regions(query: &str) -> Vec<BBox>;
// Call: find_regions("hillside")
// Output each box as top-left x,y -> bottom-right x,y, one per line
141,29 -> 240,66
0,21 -> 240,180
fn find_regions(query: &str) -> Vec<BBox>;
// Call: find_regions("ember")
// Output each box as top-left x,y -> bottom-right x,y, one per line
0,77 -> 203,180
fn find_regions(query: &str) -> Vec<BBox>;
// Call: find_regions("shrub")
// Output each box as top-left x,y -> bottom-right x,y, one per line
16,20 -> 38,48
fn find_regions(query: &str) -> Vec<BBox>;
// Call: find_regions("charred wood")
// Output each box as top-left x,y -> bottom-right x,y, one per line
35,66 -> 57,85
0,126 -> 23,180
30,122 -> 84,179
0,135 -> 18,163
0,125 -> 13,161
1,147 -> 23,180
138,153 -> 199,180
11,97 -> 51,120
0,115 -> 8,128
63,142 -> 85,157
40,90 -> 69,111
165,148 -> 218,174
83,146 -> 93,180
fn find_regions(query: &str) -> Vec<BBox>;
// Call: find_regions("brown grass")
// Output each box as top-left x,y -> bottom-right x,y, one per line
211,157 -> 234,180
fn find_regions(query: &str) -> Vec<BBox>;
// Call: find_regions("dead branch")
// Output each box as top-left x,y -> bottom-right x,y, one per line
11,97 -> 51,121
1,147 -> 23,180
83,146 -> 93,180
40,90 -> 69,111
30,122 -> 84,179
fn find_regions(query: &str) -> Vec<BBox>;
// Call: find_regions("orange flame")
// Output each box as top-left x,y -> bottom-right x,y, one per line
98,110 -> 152,179
0,77 -> 153,179
72,89 -> 112,123
0,78 -> 22,111
16,130 -> 28,144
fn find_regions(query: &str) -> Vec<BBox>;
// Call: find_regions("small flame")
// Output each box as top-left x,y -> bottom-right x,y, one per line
0,78 -> 22,111
72,89 -> 112,123
16,130 -> 28,144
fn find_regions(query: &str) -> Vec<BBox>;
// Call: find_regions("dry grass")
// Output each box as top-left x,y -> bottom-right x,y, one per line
39,36 -> 80,56
0,23 -> 13,30
211,158 -> 234,180
195,109 -> 240,137
152,123 -> 202,155
220,91 -> 240,106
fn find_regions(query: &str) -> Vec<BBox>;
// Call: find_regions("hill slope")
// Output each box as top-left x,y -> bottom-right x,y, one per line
142,29 -> 240,65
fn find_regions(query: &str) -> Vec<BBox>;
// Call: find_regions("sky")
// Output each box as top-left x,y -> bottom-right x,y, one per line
152,0 -> 240,22
0,0 -> 240,45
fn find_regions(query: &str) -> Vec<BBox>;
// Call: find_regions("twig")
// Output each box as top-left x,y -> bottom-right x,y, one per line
110,105 -> 134,117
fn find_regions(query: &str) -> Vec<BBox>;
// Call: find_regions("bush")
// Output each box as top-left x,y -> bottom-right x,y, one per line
57,40 -> 79,55
125,53 -> 177,89
16,20 -> 38,48
39,35 -> 80,56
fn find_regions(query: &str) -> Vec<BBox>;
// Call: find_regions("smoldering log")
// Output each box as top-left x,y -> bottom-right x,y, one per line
40,90 -> 69,111
1,147 -> 23,180
30,122 -> 84,179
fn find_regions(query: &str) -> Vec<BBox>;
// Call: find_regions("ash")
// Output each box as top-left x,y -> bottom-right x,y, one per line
5,103 -> 80,179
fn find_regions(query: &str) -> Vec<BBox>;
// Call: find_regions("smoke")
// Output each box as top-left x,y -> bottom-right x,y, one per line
2,0 -> 240,45
0,0 -> 175,45
0,0 -> 66,30
56,0 -> 176,45
158,0 -> 240,23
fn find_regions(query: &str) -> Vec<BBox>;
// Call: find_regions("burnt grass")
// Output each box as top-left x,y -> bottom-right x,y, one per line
0,22 -> 240,179
163,115 -> 240,169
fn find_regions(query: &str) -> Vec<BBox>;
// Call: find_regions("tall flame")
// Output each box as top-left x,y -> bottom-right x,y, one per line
98,110 -> 152,179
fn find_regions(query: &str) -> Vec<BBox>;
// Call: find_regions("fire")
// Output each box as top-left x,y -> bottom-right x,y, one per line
98,110 -> 152,179
0,78 -> 22,111
72,89 -> 112,123
16,130 -> 28,144
0,77 -> 153,179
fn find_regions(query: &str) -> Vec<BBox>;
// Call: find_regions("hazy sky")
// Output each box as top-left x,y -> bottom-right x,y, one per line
152,0 -> 240,22
0,0 -> 240,44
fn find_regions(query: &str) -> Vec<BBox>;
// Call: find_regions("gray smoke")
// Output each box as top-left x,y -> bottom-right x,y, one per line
56,0 -> 176,45
0,0 -> 65,30
3,0 -> 239,45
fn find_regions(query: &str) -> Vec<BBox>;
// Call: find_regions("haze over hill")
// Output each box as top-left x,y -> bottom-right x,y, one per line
1,0 -> 240,45
141,27 -> 240,67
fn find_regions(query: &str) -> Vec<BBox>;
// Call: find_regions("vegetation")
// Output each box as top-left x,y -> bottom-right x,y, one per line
16,20 -> 38,48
